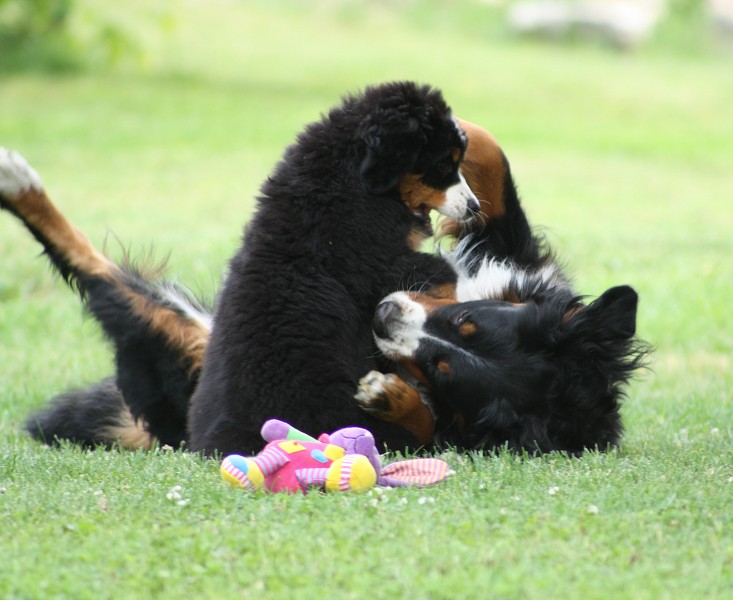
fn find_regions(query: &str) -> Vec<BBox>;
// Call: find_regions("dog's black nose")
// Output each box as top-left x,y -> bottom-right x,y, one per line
373,301 -> 399,339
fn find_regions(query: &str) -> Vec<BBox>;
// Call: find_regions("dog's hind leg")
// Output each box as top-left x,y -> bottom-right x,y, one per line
442,120 -> 547,269
0,149 -> 121,286
0,149 -> 211,448
434,122 -> 575,306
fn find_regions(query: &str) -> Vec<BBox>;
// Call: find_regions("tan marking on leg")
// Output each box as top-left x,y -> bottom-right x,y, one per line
366,373 -> 435,445
14,188 -> 210,373
442,118 -> 506,237
12,187 -> 208,371
122,290 -> 210,374
11,187 -> 119,279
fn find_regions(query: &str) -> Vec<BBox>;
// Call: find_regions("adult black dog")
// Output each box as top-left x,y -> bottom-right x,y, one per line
355,119 -> 649,454
3,81 -> 479,455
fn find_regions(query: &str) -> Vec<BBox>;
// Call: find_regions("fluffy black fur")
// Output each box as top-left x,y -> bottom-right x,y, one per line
187,82 -> 463,455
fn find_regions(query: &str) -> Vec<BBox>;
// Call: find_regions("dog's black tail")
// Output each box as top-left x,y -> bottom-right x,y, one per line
24,377 -> 154,449
1,148 -> 210,449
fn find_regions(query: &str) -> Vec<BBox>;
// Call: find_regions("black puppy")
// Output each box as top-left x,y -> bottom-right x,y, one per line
188,82 -> 478,455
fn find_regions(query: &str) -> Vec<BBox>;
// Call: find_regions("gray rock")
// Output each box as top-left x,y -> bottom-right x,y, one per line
508,0 -> 666,49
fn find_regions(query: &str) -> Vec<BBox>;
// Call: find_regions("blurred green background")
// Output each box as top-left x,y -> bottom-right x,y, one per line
1,1 -> 731,598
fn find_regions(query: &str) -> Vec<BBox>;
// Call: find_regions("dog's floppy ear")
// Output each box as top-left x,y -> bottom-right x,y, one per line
587,285 -> 638,339
358,110 -> 428,194
565,285 -> 639,341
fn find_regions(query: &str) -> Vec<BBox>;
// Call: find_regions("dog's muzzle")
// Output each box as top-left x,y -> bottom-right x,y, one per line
372,292 -> 427,358
440,172 -> 480,221
373,300 -> 401,340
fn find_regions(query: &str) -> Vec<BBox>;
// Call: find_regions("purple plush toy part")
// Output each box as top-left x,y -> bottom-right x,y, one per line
318,427 -> 382,479
221,419 -> 450,493
318,425 -> 449,487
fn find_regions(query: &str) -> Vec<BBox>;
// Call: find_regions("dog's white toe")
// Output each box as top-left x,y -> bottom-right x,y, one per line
0,148 -> 43,198
355,370 -> 388,407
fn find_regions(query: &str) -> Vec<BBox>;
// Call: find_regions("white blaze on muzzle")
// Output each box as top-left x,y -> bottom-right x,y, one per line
436,171 -> 480,221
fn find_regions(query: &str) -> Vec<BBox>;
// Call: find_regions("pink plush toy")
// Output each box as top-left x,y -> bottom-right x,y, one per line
220,419 -> 450,494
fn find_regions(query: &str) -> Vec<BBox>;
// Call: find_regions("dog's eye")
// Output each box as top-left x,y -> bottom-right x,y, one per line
452,311 -> 470,327
433,158 -> 453,179
453,311 -> 478,336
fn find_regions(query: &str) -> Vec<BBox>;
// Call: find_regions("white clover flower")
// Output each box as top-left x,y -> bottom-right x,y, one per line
166,485 -> 184,502
548,486 -> 560,496
587,504 -> 600,515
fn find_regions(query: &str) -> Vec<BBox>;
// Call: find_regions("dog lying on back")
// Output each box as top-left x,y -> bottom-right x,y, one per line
1,83 -> 647,456
355,119 -> 648,454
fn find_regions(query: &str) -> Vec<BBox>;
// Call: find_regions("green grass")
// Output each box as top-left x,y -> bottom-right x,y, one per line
1,1 -> 732,598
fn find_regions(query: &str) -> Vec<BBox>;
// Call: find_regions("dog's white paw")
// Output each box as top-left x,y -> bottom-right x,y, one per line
0,148 -> 43,198
355,370 -> 390,411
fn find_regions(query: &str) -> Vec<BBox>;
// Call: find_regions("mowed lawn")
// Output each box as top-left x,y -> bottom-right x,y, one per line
1,1 -> 732,598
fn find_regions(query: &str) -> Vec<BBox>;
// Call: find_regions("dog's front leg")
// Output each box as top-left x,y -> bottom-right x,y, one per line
355,371 -> 434,446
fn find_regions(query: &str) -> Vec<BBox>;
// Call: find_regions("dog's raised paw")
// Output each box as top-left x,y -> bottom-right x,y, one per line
0,148 -> 43,201
355,370 -> 391,413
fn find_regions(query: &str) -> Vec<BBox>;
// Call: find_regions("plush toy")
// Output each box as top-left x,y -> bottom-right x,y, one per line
220,419 -> 450,494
